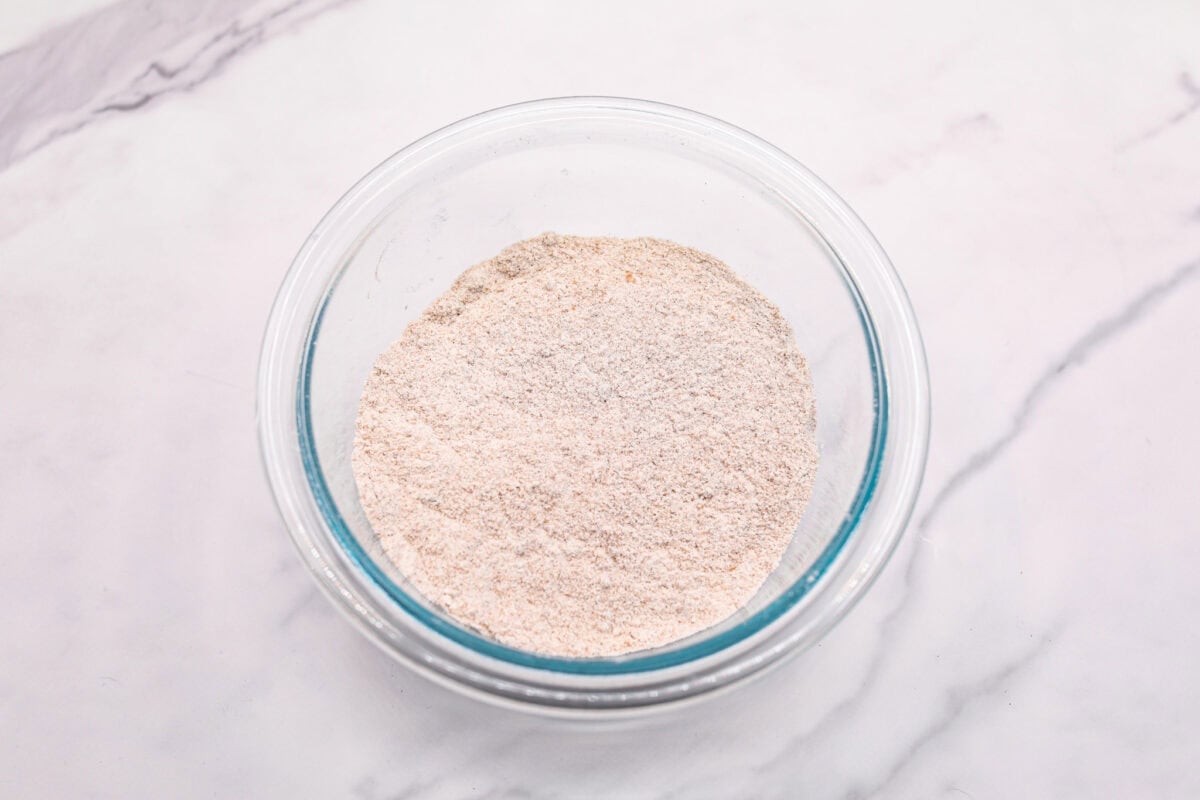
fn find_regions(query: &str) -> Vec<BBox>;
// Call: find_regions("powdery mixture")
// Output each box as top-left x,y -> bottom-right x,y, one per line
353,234 -> 818,657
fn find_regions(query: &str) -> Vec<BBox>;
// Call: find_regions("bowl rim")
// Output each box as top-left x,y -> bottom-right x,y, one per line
258,96 -> 930,710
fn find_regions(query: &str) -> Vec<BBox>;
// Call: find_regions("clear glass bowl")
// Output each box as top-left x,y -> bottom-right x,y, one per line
258,97 -> 930,712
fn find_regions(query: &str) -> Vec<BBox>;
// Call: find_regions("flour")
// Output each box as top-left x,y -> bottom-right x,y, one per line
352,234 -> 818,657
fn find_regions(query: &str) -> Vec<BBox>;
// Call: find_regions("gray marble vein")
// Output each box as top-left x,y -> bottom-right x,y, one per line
862,254 -> 1200,647
0,0 -> 352,171
1119,72 -> 1200,152
743,255 -> 1200,779
859,111 -> 1000,187
837,624 -> 1063,800
894,255 -> 1200,602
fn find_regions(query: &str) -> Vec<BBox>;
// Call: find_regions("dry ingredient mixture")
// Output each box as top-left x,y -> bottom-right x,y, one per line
352,234 -> 818,657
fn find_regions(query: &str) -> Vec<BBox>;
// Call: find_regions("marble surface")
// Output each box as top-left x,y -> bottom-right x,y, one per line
2,0 -> 1199,796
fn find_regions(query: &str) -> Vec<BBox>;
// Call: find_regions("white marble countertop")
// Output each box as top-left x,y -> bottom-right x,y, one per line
3,1 -> 1198,797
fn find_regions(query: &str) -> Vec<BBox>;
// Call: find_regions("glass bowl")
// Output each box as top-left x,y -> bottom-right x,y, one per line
258,97 -> 929,713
